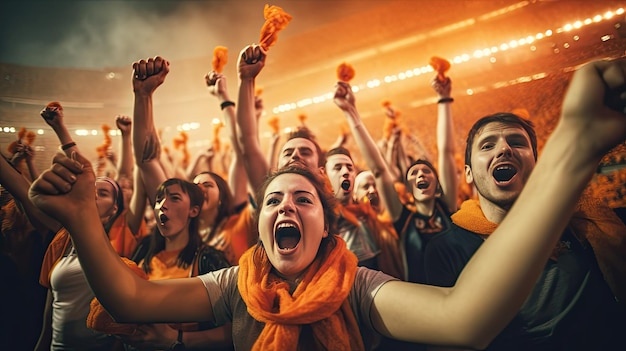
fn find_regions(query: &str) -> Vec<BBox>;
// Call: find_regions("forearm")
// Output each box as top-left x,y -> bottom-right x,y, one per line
0,156 -> 59,232
117,134 -> 133,180
436,101 -> 457,211
182,324 -> 233,349
449,127 -> 595,347
267,135 -> 279,171
26,158 -> 39,180
343,107 -> 385,174
66,205 -> 146,321
343,106 -> 402,217
132,93 -> 157,165
236,77 -> 269,189
50,124 -> 73,146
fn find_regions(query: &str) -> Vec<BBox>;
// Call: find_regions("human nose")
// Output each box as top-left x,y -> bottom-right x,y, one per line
155,198 -> 167,211
496,140 -> 513,158
278,198 -> 295,214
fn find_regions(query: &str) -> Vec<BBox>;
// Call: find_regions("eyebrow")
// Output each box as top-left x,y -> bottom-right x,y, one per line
476,132 -> 529,145
265,190 -> 315,198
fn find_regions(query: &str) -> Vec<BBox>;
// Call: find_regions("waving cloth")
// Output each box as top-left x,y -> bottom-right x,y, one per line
212,46 -> 228,73
429,56 -> 450,82
259,4 -> 292,51
337,62 -> 355,83
238,237 -> 364,351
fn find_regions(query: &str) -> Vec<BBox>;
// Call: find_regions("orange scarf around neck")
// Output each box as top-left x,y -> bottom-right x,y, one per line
238,237 -> 364,351
451,199 -> 497,235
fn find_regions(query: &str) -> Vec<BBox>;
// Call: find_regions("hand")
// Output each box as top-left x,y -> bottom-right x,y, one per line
333,81 -> 356,111
205,71 -> 229,100
40,102 -> 65,129
115,115 -> 132,136
558,57 -> 626,160
120,323 -> 178,350
431,76 -> 452,98
22,144 -> 35,162
238,45 -> 266,80
132,56 -> 170,95
29,151 -> 95,225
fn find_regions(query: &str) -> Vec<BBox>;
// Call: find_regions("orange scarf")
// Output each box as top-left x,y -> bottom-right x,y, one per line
238,237 -> 364,351
450,199 -> 497,235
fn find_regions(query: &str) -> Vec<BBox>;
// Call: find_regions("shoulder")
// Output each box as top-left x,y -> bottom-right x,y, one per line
196,266 -> 239,290
352,267 -> 398,299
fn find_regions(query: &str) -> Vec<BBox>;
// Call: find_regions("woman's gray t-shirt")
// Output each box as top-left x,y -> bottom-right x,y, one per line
196,266 -> 397,350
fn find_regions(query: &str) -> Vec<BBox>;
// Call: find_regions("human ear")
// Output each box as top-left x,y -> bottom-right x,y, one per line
189,206 -> 200,218
464,165 -> 474,185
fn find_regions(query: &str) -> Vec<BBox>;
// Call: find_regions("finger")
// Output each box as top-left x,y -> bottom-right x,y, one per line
52,151 -> 85,174
31,175 -> 64,195
40,170 -> 74,194
134,61 -> 146,80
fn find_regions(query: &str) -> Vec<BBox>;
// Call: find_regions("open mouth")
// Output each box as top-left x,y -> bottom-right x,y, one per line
367,194 -> 380,207
341,180 -> 351,191
416,180 -> 429,190
493,165 -> 518,183
159,213 -> 169,225
275,223 -> 301,251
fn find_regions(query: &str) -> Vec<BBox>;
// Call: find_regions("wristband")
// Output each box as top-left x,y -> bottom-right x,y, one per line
437,97 -> 454,104
61,141 -> 77,151
220,101 -> 235,110
169,329 -> 185,350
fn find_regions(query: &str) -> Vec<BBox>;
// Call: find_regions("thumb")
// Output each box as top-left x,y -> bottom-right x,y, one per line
71,150 -> 94,173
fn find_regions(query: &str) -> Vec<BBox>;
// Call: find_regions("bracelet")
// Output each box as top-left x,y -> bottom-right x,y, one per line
61,141 -> 77,151
438,97 -> 454,104
168,329 -> 185,350
220,101 -> 235,110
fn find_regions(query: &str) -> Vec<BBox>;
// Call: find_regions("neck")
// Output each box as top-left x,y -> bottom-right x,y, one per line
164,230 -> 190,251
199,207 -> 217,229
476,196 -> 510,224
414,197 -> 436,217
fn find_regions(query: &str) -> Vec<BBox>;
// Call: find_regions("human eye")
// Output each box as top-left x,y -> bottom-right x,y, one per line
480,142 -> 494,150
510,137 -> 530,148
265,196 -> 280,206
297,196 -> 313,204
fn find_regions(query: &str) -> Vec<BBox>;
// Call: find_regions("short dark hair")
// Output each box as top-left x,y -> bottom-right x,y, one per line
325,146 -> 353,161
405,159 -> 443,197
465,112 -> 538,167
287,127 -> 326,167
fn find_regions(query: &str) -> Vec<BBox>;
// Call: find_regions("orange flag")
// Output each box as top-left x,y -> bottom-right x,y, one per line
212,46 -> 228,73
259,4 -> 292,51
429,56 -> 451,82
268,116 -> 280,134
337,62 -> 355,83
